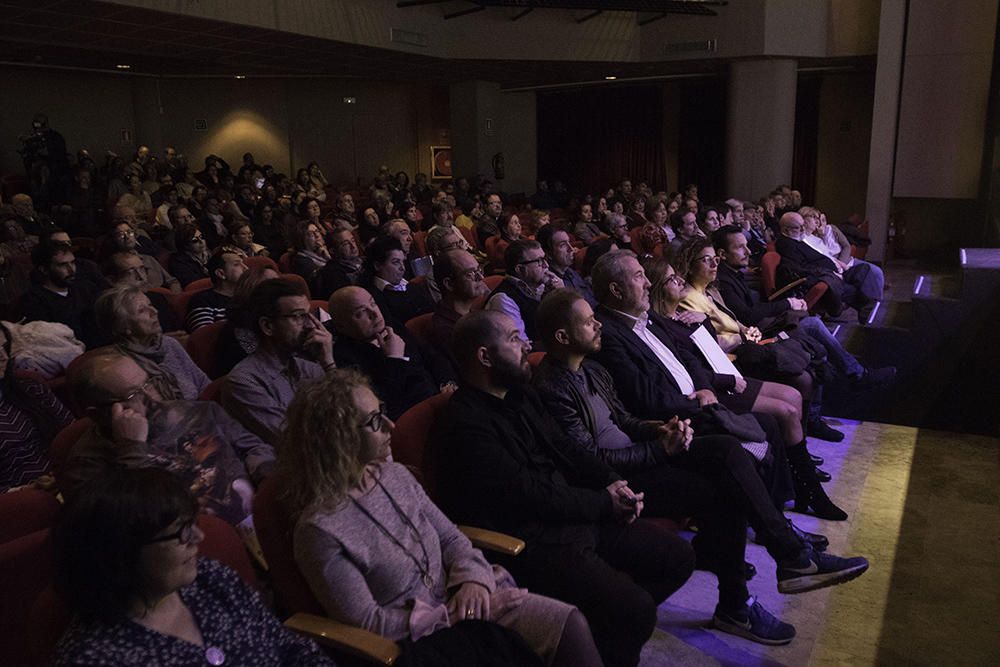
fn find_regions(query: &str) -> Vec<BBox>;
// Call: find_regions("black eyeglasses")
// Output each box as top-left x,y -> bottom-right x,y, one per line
145,518 -> 198,546
360,403 -> 388,432
518,257 -> 548,268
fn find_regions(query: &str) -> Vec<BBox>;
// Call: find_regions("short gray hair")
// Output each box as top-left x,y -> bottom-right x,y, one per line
94,284 -> 144,341
591,249 -> 638,305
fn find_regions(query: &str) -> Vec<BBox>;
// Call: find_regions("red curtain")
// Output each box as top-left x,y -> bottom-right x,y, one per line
537,86 -> 666,195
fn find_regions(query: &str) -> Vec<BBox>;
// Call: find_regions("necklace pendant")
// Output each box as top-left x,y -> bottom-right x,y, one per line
205,646 -> 225,665
422,573 -> 434,588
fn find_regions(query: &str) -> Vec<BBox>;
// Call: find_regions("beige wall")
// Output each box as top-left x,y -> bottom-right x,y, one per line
0,66 -> 450,188
814,72 -> 876,226
0,68 -> 136,176
893,0 -> 998,198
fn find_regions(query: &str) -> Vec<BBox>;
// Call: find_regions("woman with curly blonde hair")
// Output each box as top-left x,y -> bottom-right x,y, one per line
282,370 -> 600,666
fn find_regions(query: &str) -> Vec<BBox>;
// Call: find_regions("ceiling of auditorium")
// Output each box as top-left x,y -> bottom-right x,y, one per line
0,0 -> 869,88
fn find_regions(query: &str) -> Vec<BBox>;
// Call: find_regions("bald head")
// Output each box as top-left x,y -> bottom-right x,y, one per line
779,212 -> 805,240
328,286 -> 386,341
451,310 -> 507,374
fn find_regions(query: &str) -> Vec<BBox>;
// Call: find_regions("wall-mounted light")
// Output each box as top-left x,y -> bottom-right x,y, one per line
343,96 -> 357,104
604,76 -> 617,80
234,75 -> 247,79
116,64 -> 131,70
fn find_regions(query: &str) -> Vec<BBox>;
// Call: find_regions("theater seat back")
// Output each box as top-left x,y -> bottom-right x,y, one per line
391,392 -> 453,501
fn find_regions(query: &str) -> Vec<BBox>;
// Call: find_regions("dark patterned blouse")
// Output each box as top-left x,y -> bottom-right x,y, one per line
54,559 -> 336,666
0,376 -> 71,492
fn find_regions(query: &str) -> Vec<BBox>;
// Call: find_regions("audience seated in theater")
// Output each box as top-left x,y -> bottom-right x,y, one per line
115,173 -> 154,218
591,250 -> 846,521
0,321 -> 72,491
673,239 -> 828,435
327,286 -> 443,420
648,200 -> 675,244
454,198 -> 480,233
486,240 -> 564,348
22,239 -> 101,348
103,221 -> 180,292
289,220 -> 331,296
169,224 -> 211,288
531,289 -> 869,644
528,179 -> 558,211
314,227 -> 364,301
710,226 -> 895,390
775,212 -> 876,319
398,202 -> 422,233
476,193 -> 504,247
216,265 -> 281,376
668,209 -> 702,258
801,207 -> 885,310
428,248 -> 488,371
104,250 -> 181,333
697,207 -> 723,238
307,161 -> 328,190
605,212 -> 631,249
634,221 -> 667,263
427,201 -> 454,232
330,191 -> 355,230
52,468 -> 334,666
626,196 -> 648,229
295,168 -> 327,203
42,228 -> 109,293
1,209 -> 39,257
526,209 -> 550,238
379,219 -> 418,279
738,202 -> 770,264
95,285 -> 209,401
252,201 -> 286,257
536,225 -> 596,306
357,205 -> 382,247
285,369 -> 598,666
573,202 -> 604,245
363,236 -> 436,328
186,246 -> 247,332
198,195 -> 231,249
10,193 -> 54,238
65,349 -> 274,524
223,278 -> 335,447
229,220 -> 269,258
113,205 -> 163,256
435,309 -> 696,667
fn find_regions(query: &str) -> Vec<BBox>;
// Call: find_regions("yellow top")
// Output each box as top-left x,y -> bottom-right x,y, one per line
678,287 -> 745,352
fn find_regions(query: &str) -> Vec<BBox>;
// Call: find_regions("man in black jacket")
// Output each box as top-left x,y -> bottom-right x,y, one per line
327,286 -> 443,419
436,310 -> 693,667
713,225 -> 895,390
590,249 -> 849,521
775,212 -> 874,321
532,289 -> 870,645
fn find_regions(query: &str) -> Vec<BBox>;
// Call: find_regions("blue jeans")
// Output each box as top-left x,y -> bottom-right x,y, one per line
843,259 -> 884,304
797,315 -> 865,378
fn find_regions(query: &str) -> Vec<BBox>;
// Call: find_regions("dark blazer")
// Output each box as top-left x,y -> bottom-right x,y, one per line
773,235 -> 840,281
532,356 -> 669,474
330,331 -> 439,420
716,262 -> 790,327
434,384 -> 619,547
592,306 -> 712,421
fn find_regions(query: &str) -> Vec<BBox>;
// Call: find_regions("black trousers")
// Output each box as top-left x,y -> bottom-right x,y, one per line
627,434 -> 804,614
496,519 -> 694,667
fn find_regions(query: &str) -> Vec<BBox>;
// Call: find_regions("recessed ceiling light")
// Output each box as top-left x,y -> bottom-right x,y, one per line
116,64 -> 131,70
605,76 -> 617,80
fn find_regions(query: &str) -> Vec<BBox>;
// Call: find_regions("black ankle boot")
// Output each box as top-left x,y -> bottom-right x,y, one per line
788,444 -> 847,521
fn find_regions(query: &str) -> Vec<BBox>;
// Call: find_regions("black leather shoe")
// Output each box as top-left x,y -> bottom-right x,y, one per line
815,467 -> 832,482
808,418 -> 845,443
810,454 -> 824,466
852,366 -> 897,390
789,520 -> 829,551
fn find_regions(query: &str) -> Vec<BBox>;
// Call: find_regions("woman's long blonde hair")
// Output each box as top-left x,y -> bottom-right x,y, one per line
641,257 -> 674,319
279,368 -> 374,516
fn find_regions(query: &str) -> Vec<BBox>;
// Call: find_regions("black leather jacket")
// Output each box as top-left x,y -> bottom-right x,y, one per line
532,356 -> 670,474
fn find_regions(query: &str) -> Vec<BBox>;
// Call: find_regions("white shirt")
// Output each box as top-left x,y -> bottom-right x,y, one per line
373,276 -> 408,292
804,234 -> 847,274
611,308 -> 695,395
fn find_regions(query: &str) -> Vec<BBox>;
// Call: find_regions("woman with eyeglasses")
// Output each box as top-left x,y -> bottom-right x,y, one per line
284,370 -> 600,667
52,467 -> 334,666
169,224 -> 211,288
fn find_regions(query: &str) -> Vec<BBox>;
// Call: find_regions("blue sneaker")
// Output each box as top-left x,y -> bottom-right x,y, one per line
777,549 -> 869,594
713,597 -> 796,645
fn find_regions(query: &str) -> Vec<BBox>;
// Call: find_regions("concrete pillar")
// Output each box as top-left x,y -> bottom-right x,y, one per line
448,80 -> 536,194
725,58 -> 798,201
864,0 -> 907,262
